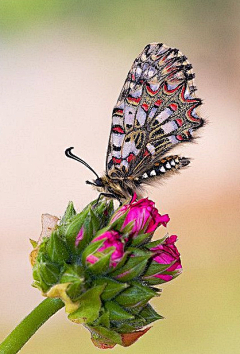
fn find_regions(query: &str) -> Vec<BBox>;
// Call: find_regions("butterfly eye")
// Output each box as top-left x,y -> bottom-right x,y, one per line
94,178 -> 104,187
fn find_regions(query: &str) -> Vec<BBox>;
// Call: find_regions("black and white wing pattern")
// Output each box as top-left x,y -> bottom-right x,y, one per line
106,43 -> 204,181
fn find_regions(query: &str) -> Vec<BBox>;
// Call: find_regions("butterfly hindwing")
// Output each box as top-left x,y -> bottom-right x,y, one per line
106,43 -> 203,180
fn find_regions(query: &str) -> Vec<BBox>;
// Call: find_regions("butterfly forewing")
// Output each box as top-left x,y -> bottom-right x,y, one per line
106,43 -> 203,180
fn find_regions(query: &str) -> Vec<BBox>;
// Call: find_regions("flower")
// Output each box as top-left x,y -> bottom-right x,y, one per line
149,235 -> 182,282
111,194 -> 170,238
31,197 -> 182,348
86,230 -> 125,267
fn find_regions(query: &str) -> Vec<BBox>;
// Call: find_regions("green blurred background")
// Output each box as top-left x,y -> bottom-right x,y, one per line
0,1 -> 239,353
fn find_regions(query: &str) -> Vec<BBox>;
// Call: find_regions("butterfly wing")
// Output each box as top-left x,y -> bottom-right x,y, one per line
106,43 -> 204,179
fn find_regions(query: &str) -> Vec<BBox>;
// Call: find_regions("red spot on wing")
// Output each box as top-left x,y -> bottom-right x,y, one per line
112,157 -> 122,164
169,103 -> 178,111
155,99 -> 162,107
143,149 -> 150,157
176,135 -> 184,141
176,118 -> 183,126
180,84 -> 199,104
114,109 -> 123,116
187,105 -> 202,123
141,103 -> 149,111
146,83 -> 159,95
127,153 -> 136,162
127,96 -> 141,104
112,126 -> 125,134
164,82 -> 181,93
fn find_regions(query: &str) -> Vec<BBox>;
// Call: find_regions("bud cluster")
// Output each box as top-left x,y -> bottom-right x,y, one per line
30,196 -> 182,348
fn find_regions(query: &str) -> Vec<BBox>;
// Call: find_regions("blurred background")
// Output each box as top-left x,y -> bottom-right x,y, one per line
0,1 -> 239,353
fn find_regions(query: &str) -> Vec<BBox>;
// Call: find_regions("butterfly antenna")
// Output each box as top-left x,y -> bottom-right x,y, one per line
65,147 -> 100,179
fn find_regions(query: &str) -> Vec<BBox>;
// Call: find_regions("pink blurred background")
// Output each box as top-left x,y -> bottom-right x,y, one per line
0,1 -> 239,353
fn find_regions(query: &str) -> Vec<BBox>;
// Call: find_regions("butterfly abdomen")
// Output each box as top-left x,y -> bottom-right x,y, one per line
141,155 -> 190,180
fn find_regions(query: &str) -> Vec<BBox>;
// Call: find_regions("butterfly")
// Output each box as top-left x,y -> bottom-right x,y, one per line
65,43 -> 204,202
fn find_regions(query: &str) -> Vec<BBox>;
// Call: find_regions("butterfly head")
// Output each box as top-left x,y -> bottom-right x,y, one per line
86,178 -> 104,188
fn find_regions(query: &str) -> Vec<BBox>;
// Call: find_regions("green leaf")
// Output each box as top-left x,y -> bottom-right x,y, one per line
105,301 -> 134,321
68,284 -> 105,324
94,277 -> 128,300
46,232 -> 70,264
115,281 -> 157,308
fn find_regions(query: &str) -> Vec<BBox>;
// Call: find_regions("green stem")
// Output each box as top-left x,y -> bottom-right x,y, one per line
0,298 -> 64,354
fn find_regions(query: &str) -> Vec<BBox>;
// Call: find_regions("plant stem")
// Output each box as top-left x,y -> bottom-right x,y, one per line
0,298 -> 64,354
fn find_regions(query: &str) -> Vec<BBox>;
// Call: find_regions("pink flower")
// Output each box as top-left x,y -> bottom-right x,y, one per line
111,194 -> 169,237
150,235 -> 182,282
86,230 -> 124,267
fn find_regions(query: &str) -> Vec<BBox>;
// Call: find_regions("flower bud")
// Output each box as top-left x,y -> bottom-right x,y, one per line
85,230 -> 125,268
30,197 -> 182,348
143,235 -> 182,284
111,194 -> 170,240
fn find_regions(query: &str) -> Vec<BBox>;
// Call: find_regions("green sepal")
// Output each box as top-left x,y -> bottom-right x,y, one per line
81,239 -> 105,264
145,236 -> 168,249
93,210 -> 128,238
46,232 -> 70,264
94,310 -> 110,328
60,201 -> 76,225
110,211 -> 129,231
111,249 -> 152,281
64,207 -> 90,252
120,221 -> 134,236
139,303 -> 164,322
88,251 -> 113,274
105,301 -> 134,321
144,261 -> 175,277
115,281 -> 157,308
143,269 -> 181,285
59,264 -> 86,301
112,304 -> 162,333
107,251 -> 130,274
33,254 -> 60,293
60,263 -> 84,284
130,232 -> 152,247
92,199 -> 114,227
94,277 -> 128,300
68,284 -> 106,324
30,239 -> 38,248
66,281 -> 86,302
86,325 -> 123,346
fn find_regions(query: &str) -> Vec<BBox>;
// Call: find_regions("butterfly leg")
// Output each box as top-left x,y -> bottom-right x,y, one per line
95,192 -> 121,206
